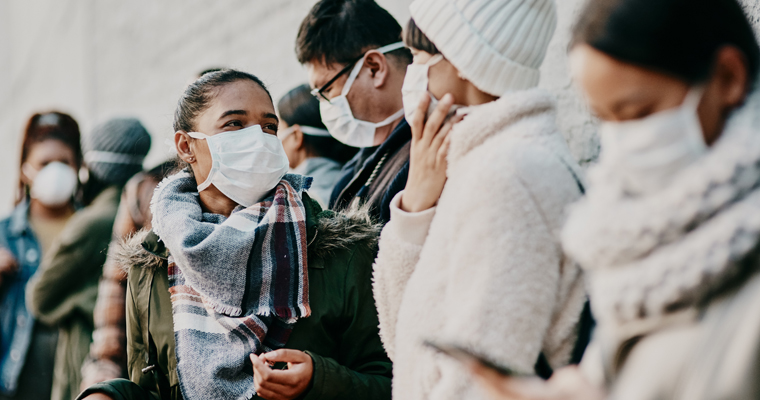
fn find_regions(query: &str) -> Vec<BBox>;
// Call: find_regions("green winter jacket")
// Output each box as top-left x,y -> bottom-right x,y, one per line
28,186 -> 121,400
78,196 -> 392,400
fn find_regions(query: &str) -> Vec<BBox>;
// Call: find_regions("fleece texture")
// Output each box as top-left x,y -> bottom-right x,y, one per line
373,88 -> 587,400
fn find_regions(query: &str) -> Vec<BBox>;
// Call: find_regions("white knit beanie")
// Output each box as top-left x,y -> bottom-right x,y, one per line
409,0 -> 557,96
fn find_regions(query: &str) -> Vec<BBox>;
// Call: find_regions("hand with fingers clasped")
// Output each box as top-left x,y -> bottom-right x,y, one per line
400,93 -> 464,213
251,349 -> 313,400
470,363 -> 605,400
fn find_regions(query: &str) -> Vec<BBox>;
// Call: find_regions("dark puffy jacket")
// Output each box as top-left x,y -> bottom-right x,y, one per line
78,196 -> 392,400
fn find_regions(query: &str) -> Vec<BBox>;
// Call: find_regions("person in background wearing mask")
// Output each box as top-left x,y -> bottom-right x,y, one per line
79,161 -> 174,391
372,0 -> 588,398
27,118 -> 151,400
278,84 -> 358,207
78,69 -> 391,400
296,0 -> 413,223
0,112 -> 82,400
471,0 -> 760,399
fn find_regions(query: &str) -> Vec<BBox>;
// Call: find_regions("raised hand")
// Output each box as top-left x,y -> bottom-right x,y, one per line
400,93 -> 463,213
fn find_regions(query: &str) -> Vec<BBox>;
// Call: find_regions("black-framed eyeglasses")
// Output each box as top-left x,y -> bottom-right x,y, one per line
310,55 -> 364,103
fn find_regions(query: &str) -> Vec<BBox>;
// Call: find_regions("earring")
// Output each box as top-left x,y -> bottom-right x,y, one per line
187,157 -> 195,162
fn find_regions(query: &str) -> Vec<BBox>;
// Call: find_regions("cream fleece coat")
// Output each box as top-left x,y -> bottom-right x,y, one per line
373,88 -> 587,400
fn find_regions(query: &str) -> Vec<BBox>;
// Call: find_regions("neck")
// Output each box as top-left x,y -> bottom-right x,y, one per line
29,199 -> 74,220
199,186 -> 239,218
372,116 -> 403,146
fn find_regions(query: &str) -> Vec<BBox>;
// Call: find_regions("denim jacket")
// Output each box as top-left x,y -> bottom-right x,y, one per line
0,201 -> 42,395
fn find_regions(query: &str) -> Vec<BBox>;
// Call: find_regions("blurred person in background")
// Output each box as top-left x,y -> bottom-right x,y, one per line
0,112 -> 82,400
79,161 -> 173,391
27,118 -> 151,400
78,69 -> 391,400
471,0 -> 760,399
278,83 -> 358,206
296,0 -> 413,223
372,0 -> 589,398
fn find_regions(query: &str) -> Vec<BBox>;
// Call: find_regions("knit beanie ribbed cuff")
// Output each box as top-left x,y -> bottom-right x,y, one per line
410,0 -> 553,96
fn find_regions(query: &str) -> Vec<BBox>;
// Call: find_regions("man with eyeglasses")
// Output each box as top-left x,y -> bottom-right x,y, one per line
296,0 -> 412,224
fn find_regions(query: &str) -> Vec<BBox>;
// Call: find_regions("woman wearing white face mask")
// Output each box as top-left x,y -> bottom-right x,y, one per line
371,1 -> 588,399
470,0 -> 760,399
78,69 -> 392,400
0,112 -> 82,400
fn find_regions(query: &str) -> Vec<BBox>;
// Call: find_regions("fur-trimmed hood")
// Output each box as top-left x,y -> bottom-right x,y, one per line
116,205 -> 380,274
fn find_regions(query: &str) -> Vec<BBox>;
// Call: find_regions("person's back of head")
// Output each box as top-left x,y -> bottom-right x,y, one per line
278,84 -> 358,165
84,118 -> 151,189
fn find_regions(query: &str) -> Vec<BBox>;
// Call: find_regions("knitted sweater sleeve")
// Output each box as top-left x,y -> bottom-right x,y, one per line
372,191 -> 437,360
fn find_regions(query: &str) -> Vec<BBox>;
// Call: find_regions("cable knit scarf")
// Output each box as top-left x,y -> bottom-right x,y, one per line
562,90 -> 760,328
151,171 -> 312,400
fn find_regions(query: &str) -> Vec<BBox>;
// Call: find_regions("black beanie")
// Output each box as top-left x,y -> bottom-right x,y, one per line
84,118 -> 151,186
572,0 -> 760,84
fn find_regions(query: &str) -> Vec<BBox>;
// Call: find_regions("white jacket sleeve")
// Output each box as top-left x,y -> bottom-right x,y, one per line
372,191 -> 437,360
432,173 -> 564,399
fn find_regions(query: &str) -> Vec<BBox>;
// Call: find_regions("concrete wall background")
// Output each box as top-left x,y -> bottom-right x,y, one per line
1,0 -> 759,214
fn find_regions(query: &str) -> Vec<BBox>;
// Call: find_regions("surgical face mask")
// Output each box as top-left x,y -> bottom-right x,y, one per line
319,42 -> 406,148
402,54 -> 444,121
599,87 -> 708,194
24,162 -> 78,207
278,125 -> 331,142
187,124 -> 289,207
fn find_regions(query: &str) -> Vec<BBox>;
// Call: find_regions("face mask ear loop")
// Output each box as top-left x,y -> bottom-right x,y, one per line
683,86 -> 706,112
185,131 -> 214,192
186,131 -> 209,140
427,54 -> 444,66
341,58 -> 365,97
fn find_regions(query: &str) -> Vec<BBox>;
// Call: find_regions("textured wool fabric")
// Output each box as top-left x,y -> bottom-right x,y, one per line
150,171 -> 312,399
85,118 -> 151,185
563,85 -> 760,328
373,88 -> 586,400
564,87 -> 760,400
409,0 -> 557,95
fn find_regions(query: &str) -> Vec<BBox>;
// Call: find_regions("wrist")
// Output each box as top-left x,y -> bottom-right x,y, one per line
399,191 -> 434,213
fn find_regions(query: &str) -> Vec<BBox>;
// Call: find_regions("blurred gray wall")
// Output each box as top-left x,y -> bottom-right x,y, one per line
1,0 -> 759,214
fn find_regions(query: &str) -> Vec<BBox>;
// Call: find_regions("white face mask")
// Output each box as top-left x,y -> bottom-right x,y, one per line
24,162 -> 78,207
402,54 -> 444,121
599,87 -> 708,194
187,124 -> 289,207
319,42 -> 406,148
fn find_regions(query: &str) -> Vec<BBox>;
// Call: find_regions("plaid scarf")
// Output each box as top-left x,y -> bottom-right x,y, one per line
151,171 -> 311,400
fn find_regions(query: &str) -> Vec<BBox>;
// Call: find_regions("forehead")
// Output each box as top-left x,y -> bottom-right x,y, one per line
570,45 -> 679,102
204,80 -> 274,114
306,60 -> 348,89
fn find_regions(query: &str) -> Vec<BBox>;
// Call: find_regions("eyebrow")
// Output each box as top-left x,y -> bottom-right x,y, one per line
263,112 -> 279,124
219,109 -> 247,120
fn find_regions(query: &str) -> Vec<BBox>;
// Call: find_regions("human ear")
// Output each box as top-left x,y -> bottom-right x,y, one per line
292,126 -> 305,150
175,131 -> 196,164
364,51 -> 390,89
712,46 -> 750,110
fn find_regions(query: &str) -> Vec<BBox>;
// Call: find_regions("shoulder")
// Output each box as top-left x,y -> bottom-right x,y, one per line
64,188 -> 121,239
309,208 -> 380,268
459,133 -> 579,196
